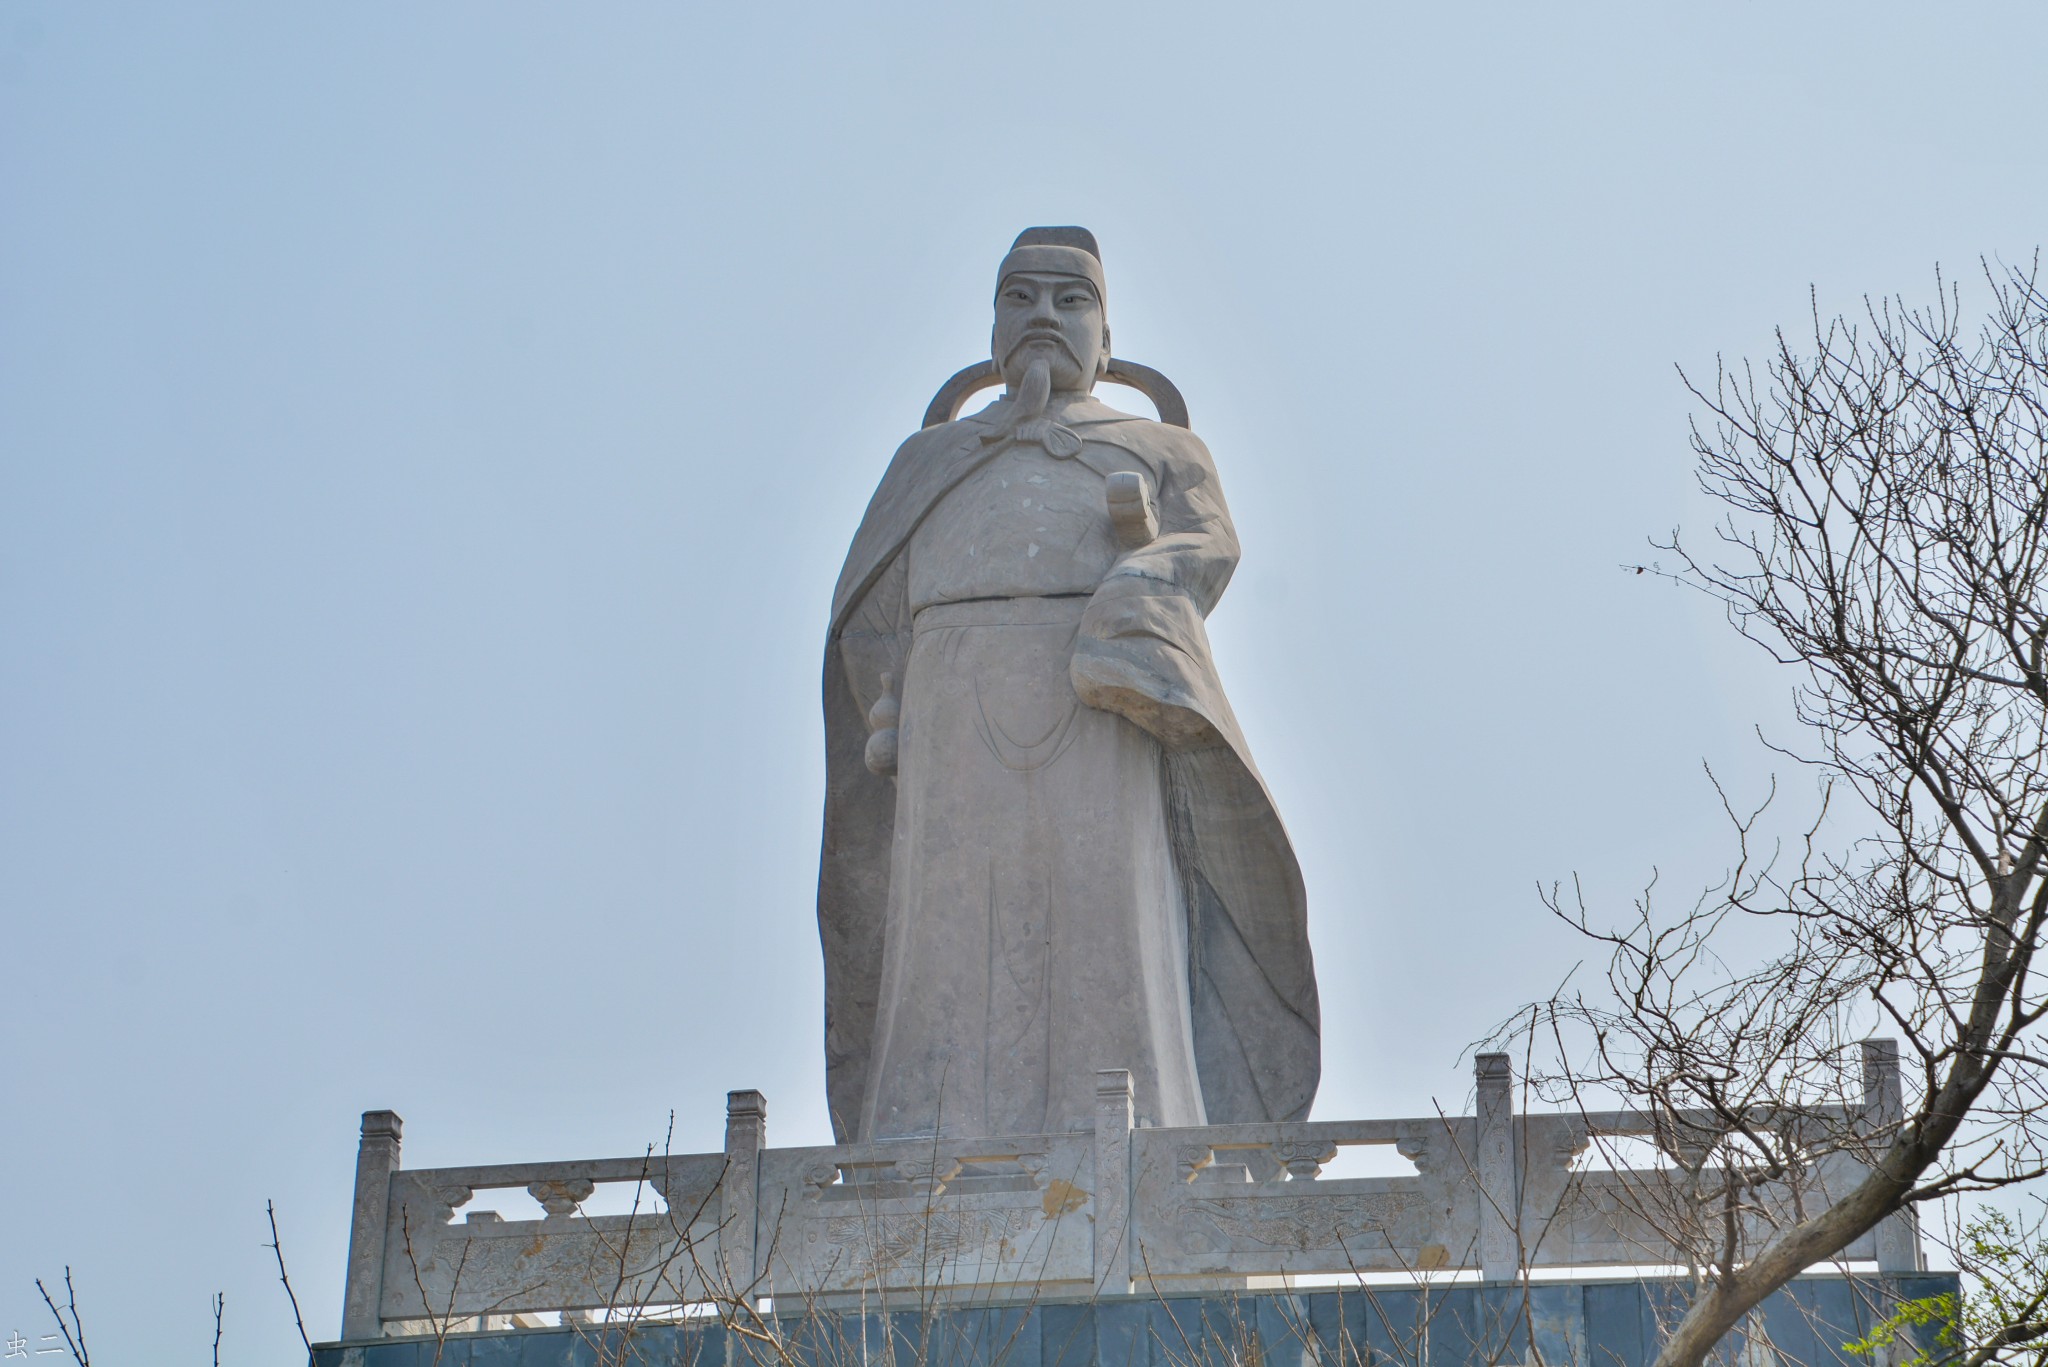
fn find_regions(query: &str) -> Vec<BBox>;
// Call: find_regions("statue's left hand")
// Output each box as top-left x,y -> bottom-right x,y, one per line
1072,579 -> 1221,750
1106,471 -> 1158,550
864,672 -> 900,777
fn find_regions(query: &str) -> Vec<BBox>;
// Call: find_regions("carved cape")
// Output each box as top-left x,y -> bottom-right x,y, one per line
818,394 -> 1320,1142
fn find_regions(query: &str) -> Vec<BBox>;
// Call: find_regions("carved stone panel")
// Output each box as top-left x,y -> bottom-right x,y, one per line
755,1134 -> 1095,1296
1129,1120 -> 1481,1279
377,1154 -> 728,1318
1181,1190 -> 1431,1251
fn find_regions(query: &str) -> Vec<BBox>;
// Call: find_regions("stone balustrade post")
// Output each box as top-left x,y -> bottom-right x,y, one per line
340,1109 -> 402,1340
1094,1069 -> 1134,1294
722,1090 -> 768,1299
1475,1053 -> 1518,1282
1863,1039 -> 1923,1272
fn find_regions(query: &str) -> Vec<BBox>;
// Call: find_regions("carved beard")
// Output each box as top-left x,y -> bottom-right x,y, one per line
997,355 -> 1083,458
1014,354 -> 1052,420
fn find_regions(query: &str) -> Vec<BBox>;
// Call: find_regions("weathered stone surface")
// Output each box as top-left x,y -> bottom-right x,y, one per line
334,1051 -> 1909,1336
758,1129 -> 1100,1299
818,227 -> 1320,1145
340,1110 -> 402,1340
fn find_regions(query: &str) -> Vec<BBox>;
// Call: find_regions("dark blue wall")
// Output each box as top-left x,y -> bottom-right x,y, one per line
312,1274 -> 1959,1367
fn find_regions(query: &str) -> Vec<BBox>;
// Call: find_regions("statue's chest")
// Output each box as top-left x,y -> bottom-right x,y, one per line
907,446 -> 1117,608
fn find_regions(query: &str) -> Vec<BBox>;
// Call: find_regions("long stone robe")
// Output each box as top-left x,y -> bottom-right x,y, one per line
819,391 -> 1320,1143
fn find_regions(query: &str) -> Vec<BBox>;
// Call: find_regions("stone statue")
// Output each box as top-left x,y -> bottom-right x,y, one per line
818,228 -> 1319,1143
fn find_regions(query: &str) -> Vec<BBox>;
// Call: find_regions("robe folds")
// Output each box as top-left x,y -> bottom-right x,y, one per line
818,392 -> 1320,1143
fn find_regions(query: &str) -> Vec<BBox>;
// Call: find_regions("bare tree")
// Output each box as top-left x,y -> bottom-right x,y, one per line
1495,256 -> 2048,1367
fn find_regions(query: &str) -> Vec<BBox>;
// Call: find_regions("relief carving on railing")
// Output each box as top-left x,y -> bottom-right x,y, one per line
1269,1139 -> 1339,1179
408,1180 -> 472,1225
372,1156 -> 732,1319
794,1150 -> 1033,1203
1126,1123 -> 1480,1278
1533,1120 -> 1592,1172
892,1155 -> 963,1191
1531,1149 -> 1881,1268
1180,1189 -> 1430,1252
389,1213 -> 700,1317
808,1204 -> 1042,1279
763,1139 -> 1095,1292
528,1177 -> 596,1217
653,1165 -> 724,1225
1515,1117 -> 1593,1231
1394,1133 -> 1445,1177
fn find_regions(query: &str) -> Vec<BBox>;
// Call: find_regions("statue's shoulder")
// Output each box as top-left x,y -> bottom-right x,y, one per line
1071,405 -> 1217,470
901,414 -> 985,449
885,407 -> 998,467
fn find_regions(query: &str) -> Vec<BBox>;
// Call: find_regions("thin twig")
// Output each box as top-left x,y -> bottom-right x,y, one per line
267,1198 -> 314,1361
34,1267 -> 88,1367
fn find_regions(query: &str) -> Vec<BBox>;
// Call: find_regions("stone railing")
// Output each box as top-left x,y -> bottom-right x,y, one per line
338,1044 -> 1924,1339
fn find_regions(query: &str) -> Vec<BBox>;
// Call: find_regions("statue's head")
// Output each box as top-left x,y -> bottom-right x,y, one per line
991,226 -> 1109,396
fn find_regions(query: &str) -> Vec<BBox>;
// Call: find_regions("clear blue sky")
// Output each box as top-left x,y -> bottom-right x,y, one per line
3,2 -> 2044,1358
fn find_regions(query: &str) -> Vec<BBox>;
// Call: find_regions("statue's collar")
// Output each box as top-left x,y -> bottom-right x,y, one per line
966,390 -> 1142,429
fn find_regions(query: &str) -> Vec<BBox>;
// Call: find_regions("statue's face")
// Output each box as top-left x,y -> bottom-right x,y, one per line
992,272 -> 1107,393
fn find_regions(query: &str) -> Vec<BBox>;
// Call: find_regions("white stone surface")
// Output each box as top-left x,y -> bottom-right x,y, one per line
818,228 -> 1320,1146
337,1050 -> 1910,1334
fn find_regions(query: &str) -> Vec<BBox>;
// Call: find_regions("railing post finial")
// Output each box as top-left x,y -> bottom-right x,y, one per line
340,1109 -> 403,1340
1862,1039 -> 1923,1272
1475,1054 -> 1518,1282
1094,1069 -> 1135,1295
722,1089 -> 768,1298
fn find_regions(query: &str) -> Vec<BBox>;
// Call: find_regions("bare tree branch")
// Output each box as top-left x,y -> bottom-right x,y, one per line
1496,254 -> 2048,1367
266,1199 -> 313,1363
34,1268 -> 88,1367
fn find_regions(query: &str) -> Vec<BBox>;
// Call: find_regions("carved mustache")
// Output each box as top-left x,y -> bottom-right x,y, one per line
1004,328 -> 1080,365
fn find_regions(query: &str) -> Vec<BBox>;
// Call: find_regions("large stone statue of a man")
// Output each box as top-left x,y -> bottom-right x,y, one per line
818,228 -> 1319,1143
